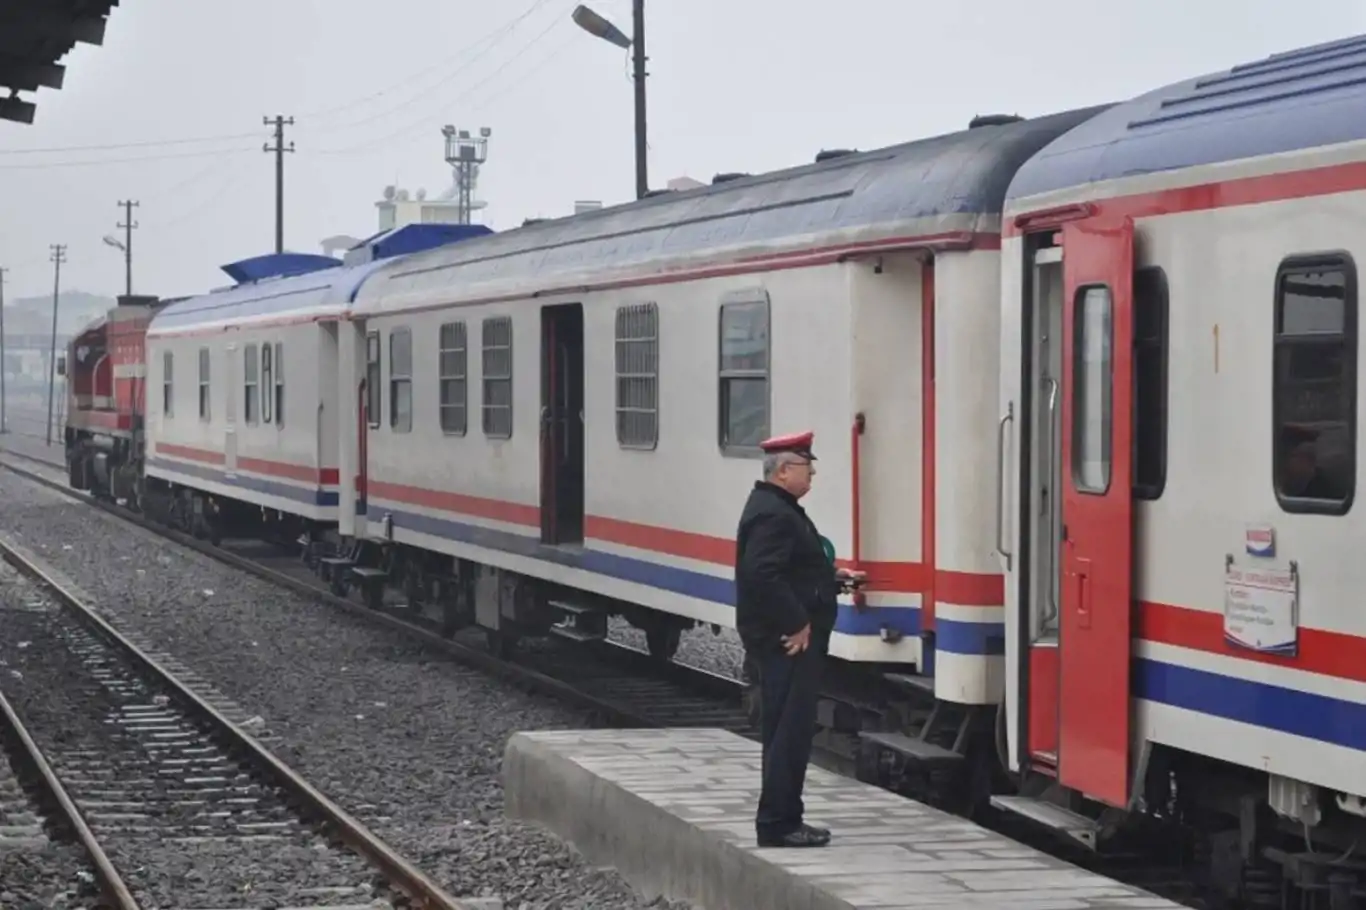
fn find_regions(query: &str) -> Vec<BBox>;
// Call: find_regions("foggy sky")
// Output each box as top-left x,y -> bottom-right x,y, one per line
2,0 -> 1363,301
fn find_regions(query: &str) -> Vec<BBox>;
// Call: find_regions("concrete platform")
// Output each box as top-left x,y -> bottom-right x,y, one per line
503,728 -> 1186,910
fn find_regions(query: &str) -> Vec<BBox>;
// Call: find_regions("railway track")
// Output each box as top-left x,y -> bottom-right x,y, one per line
0,450 -> 1210,908
0,526 -> 489,909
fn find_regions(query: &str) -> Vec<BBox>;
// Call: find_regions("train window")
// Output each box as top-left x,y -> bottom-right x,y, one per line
438,322 -> 468,436
1273,254 -> 1357,514
615,303 -> 658,449
197,347 -> 210,420
162,351 -> 173,417
365,332 -> 381,429
390,328 -> 413,434
243,344 -> 259,425
481,317 -> 513,439
718,290 -> 770,453
1133,267 -> 1169,500
273,342 -> 284,427
1072,286 -> 1113,494
261,344 -> 273,424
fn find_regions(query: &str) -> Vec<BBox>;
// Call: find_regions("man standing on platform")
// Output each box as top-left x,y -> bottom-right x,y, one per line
735,430 -> 864,849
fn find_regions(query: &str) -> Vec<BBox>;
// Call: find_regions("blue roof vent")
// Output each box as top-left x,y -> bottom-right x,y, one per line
221,252 -> 342,285
343,223 -> 494,266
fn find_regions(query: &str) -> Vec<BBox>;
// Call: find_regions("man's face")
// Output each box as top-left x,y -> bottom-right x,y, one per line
1285,442 -> 1317,492
777,457 -> 816,499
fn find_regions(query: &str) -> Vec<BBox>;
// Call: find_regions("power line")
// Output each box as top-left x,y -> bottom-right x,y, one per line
117,200 -> 140,297
317,12 -> 567,156
263,116 -> 295,254
0,0 -> 566,160
0,146 -> 258,170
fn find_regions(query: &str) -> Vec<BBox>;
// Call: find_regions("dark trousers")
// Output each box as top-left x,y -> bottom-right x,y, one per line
752,628 -> 828,838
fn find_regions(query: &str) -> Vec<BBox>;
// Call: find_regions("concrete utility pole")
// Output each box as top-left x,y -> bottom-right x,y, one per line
0,265 -> 7,435
263,115 -> 295,254
116,199 -> 139,296
46,243 -> 66,446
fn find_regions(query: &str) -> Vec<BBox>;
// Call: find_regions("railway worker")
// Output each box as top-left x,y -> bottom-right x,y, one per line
735,429 -> 865,849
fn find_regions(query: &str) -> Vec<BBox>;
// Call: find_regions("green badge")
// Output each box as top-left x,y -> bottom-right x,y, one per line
819,535 -> 836,564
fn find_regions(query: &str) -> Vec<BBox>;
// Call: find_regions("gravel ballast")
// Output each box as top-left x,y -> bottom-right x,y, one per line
0,471 -> 692,910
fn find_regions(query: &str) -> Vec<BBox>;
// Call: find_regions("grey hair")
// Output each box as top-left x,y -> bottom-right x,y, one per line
762,451 -> 803,479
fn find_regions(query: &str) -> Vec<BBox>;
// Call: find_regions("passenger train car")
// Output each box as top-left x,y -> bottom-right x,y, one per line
64,32 -> 1366,903
996,33 -> 1366,901
339,106 -> 1101,698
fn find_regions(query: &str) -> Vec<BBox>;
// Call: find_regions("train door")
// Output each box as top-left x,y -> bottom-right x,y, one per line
223,343 -> 238,474
1050,218 -> 1135,807
359,330 -> 380,519
540,304 -> 585,544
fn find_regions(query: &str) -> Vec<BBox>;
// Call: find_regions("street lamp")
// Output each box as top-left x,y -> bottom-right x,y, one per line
572,2 -> 648,200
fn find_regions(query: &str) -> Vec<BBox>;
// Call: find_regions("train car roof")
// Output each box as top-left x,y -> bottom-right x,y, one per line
147,255 -> 394,338
352,104 -> 1109,314
1007,33 -> 1366,203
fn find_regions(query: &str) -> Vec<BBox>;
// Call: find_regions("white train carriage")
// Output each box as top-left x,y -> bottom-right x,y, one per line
339,108 -> 1102,703
995,35 -> 1366,862
142,228 -> 483,537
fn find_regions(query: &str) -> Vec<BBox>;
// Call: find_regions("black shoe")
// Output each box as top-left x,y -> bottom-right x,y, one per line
757,826 -> 831,848
803,823 -> 830,838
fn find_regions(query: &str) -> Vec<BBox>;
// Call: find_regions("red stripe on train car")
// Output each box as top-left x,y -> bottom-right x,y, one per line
1139,600 -> 1366,685
1007,160 -> 1366,237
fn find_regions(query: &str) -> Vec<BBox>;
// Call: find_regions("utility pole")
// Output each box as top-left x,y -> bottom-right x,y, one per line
572,3 -> 649,199
262,115 -> 295,254
116,199 -> 139,296
631,0 -> 648,201
0,266 -> 7,435
46,244 -> 65,447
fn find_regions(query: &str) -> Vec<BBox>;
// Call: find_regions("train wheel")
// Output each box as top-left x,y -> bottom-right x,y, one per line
645,624 -> 682,663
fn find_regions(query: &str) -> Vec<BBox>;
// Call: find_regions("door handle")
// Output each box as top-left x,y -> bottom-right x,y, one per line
995,402 -> 1015,566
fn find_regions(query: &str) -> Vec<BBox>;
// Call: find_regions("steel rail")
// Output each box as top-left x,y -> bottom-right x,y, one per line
0,534 -> 478,910
0,683 -> 140,909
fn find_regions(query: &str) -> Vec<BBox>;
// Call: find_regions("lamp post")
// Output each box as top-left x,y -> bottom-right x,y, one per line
572,2 -> 647,200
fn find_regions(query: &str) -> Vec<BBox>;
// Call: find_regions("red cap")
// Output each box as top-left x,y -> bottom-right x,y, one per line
759,430 -> 816,460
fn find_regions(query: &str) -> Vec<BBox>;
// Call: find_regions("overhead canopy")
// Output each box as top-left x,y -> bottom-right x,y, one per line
0,0 -> 121,125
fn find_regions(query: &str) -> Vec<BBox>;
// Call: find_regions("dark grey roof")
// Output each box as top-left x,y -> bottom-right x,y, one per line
1009,33 -> 1366,200
359,105 -> 1111,302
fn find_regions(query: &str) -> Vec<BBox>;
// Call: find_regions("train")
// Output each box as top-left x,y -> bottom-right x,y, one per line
59,33 -> 1366,907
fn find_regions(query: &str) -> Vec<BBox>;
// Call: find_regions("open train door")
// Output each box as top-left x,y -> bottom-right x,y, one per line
1057,216 -> 1135,807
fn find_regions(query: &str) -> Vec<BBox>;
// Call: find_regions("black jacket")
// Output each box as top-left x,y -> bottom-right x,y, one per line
734,481 -> 840,652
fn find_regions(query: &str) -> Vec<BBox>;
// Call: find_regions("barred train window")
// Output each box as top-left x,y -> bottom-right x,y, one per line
718,290 -> 770,452
438,321 -> 468,435
615,303 -> 658,448
482,317 -> 513,439
389,328 -> 412,434
365,331 -> 381,428
243,344 -> 259,425
197,347 -> 210,420
1273,254 -> 1357,514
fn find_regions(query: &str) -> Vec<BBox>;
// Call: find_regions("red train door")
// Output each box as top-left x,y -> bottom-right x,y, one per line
1057,216 -> 1135,807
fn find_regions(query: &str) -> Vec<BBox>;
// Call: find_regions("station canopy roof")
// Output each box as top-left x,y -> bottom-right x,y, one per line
0,0 -> 120,125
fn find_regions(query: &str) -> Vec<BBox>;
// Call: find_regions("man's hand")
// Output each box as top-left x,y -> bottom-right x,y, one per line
835,568 -> 867,590
781,623 -> 811,656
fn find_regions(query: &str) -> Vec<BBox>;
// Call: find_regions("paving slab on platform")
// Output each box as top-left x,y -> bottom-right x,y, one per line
503,728 -> 1184,910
